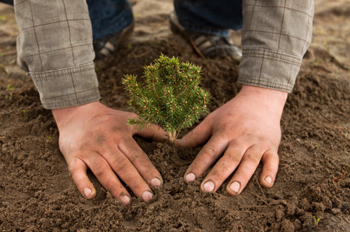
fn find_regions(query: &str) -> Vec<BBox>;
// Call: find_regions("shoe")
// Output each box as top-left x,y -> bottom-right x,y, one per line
93,22 -> 135,61
169,12 -> 242,61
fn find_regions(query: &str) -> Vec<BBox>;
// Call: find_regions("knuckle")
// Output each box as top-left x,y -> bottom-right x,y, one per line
265,165 -> 278,174
115,158 -> 129,172
128,148 -> 141,162
94,169 -> 104,178
108,183 -> 122,194
262,151 -> 279,164
129,181 -> 144,191
202,145 -> 217,158
226,152 -> 242,164
68,164 -> 77,175
244,152 -> 261,164
209,169 -> 221,178
215,132 -> 229,142
266,151 -> 279,159
211,165 -> 228,177
92,163 -> 106,178
68,159 -> 81,174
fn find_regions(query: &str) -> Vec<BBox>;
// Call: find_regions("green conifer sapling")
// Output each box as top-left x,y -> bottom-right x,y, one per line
122,54 -> 211,143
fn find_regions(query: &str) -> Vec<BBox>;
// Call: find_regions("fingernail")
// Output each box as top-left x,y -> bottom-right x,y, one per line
264,176 -> 273,185
229,181 -> 241,193
141,191 -> 154,202
84,188 -> 92,197
185,173 -> 196,182
120,193 -> 131,205
203,181 -> 215,192
151,178 -> 161,186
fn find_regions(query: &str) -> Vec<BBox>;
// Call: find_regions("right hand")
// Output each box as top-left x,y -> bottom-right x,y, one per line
52,101 -> 166,205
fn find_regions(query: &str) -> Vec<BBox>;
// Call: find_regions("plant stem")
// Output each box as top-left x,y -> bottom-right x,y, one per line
175,83 -> 188,98
167,131 -> 177,143
151,74 -> 162,104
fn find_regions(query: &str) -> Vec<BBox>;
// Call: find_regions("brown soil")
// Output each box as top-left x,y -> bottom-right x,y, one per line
1,0 -> 350,231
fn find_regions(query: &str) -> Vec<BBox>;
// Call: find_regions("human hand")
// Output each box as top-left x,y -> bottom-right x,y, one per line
176,85 -> 288,195
52,101 -> 166,204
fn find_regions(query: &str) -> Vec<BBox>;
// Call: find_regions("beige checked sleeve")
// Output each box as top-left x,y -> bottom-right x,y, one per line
14,0 -> 100,109
239,0 -> 314,93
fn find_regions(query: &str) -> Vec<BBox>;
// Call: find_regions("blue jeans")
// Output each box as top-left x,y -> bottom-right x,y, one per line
174,0 -> 243,36
1,0 -> 242,39
86,0 -> 133,40
0,0 -> 12,4
0,0 -> 133,40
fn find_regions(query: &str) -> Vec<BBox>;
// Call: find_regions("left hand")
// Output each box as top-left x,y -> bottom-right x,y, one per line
175,85 -> 288,195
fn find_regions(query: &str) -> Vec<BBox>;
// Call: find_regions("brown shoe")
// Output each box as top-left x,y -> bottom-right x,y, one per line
93,22 -> 134,61
169,12 -> 242,61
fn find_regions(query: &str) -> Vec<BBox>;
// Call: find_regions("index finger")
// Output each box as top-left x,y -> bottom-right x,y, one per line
184,133 -> 228,182
118,137 -> 163,187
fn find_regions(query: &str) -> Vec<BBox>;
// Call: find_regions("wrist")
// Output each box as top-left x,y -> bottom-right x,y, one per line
237,85 -> 288,115
239,85 -> 288,100
52,101 -> 101,130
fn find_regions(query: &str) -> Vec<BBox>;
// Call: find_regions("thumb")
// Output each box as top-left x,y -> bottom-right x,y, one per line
134,124 -> 167,142
175,118 -> 213,147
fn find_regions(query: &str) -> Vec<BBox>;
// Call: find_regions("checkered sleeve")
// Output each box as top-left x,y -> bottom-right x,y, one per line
238,0 -> 314,93
13,0 -> 100,109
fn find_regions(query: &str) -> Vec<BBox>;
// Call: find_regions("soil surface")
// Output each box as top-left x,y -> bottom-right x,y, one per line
1,0 -> 350,231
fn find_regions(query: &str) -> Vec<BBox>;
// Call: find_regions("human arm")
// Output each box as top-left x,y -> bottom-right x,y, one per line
13,0 -> 166,203
177,0 -> 314,194
14,0 -> 99,109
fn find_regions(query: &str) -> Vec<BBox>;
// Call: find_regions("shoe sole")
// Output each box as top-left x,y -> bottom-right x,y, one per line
95,22 -> 135,60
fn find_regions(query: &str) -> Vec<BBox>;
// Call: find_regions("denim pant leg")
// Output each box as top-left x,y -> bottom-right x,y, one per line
174,0 -> 243,37
87,0 -> 134,40
0,0 -> 13,5
1,0 -> 133,40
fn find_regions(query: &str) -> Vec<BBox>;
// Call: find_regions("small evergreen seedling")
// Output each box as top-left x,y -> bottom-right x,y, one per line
122,54 -> 211,143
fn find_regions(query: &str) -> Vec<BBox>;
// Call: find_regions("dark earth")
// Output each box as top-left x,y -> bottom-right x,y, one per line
1,0 -> 350,231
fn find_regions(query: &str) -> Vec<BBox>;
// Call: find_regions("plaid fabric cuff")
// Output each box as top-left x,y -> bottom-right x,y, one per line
238,48 -> 302,93
30,63 -> 100,109
239,0 -> 314,93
